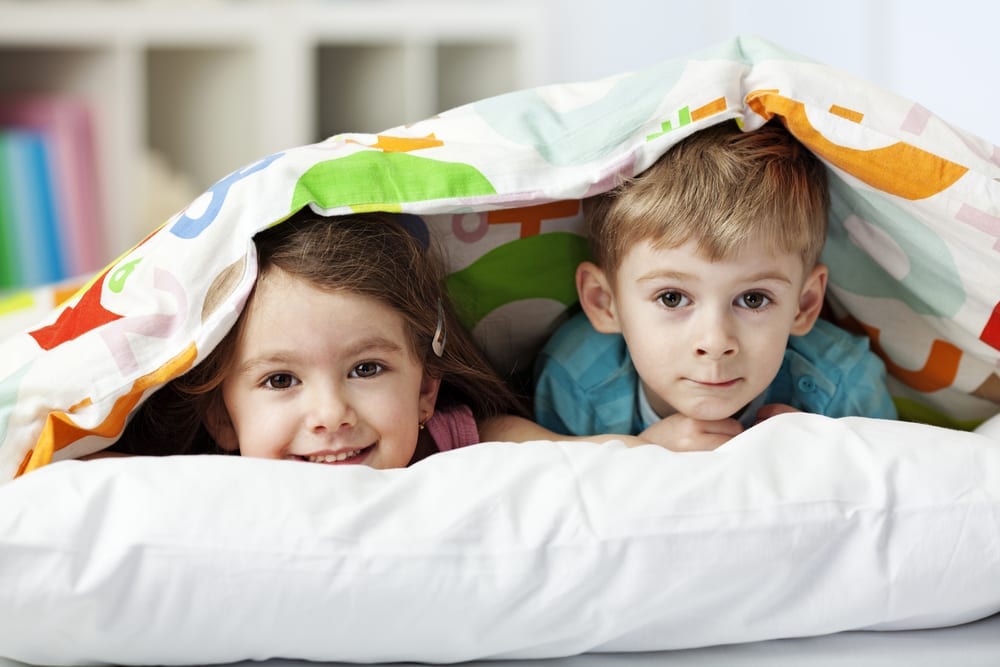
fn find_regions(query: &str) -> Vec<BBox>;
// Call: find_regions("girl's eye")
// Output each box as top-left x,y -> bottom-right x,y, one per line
657,291 -> 690,309
350,361 -> 383,379
264,373 -> 298,390
737,292 -> 771,310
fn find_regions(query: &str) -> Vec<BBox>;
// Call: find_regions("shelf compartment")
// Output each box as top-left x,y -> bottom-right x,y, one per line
437,41 -> 518,112
145,45 -> 259,192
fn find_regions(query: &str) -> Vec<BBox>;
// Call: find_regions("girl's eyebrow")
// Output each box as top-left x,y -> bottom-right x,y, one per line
339,336 -> 405,359
235,336 -> 407,374
235,353 -> 297,375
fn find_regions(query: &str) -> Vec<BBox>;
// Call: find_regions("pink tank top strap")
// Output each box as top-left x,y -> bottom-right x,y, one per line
425,404 -> 480,452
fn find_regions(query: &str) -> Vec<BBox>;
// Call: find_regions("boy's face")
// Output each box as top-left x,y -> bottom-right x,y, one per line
592,239 -> 826,422
209,267 -> 440,468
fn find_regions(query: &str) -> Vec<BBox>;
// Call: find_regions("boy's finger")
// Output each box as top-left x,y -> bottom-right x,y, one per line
698,418 -> 743,436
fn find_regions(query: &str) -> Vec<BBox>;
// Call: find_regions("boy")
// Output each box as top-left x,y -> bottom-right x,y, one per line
533,120 -> 896,451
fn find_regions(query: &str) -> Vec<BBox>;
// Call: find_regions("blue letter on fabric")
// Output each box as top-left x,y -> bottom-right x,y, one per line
171,152 -> 284,240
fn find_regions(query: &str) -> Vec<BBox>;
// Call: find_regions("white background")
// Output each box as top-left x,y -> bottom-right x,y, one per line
538,0 -> 998,143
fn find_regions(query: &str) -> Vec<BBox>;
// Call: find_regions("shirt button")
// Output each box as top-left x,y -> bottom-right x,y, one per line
798,376 -> 817,393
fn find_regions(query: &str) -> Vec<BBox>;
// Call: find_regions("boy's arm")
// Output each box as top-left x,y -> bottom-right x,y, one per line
480,414 -> 741,452
831,348 -> 898,420
478,414 -> 646,447
787,320 -> 897,420
533,357 -> 587,435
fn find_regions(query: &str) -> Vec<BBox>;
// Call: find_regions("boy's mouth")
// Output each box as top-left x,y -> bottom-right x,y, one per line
690,378 -> 740,388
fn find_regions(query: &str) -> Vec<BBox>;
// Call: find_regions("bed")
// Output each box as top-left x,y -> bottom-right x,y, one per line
1,35 -> 999,665
2,611 -> 1000,667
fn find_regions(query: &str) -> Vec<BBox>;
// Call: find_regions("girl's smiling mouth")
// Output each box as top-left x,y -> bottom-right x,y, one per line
297,445 -> 375,464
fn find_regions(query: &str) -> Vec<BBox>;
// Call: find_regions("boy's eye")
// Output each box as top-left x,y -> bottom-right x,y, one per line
264,373 -> 298,389
657,291 -> 689,308
737,292 -> 771,309
350,361 -> 383,379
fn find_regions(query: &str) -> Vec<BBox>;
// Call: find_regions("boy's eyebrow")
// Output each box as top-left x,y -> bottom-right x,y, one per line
637,269 -> 794,285
637,269 -> 694,282
740,270 -> 794,285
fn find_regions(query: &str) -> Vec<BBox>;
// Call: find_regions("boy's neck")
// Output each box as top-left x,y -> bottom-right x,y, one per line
638,381 -> 676,425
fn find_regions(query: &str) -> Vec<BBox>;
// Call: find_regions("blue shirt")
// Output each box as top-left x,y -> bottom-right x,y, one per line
533,311 -> 897,436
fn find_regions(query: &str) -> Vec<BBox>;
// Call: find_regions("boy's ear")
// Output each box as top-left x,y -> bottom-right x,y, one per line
576,261 -> 621,333
791,263 -> 829,336
204,394 -> 240,453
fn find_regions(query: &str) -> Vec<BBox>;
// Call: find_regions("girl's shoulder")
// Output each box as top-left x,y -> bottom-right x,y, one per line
427,403 -> 479,451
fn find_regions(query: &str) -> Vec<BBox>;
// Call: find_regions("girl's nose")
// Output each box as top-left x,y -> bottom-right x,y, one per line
307,387 -> 355,433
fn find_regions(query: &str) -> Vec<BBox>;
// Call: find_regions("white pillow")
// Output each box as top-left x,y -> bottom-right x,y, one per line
2,412 -> 999,666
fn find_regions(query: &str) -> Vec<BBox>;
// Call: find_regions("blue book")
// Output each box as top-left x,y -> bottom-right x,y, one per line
2,129 -> 65,287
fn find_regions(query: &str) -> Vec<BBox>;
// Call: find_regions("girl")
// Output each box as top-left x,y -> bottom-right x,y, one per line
112,210 -> 650,466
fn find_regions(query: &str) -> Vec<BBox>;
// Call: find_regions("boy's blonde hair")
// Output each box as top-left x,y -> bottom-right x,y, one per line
586,119 -> 829,278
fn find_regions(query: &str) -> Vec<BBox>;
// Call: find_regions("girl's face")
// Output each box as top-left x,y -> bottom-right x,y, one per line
209,267 -> 440,468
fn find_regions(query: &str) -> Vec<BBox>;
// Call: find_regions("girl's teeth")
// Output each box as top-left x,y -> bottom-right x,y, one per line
307,449 -> 362,463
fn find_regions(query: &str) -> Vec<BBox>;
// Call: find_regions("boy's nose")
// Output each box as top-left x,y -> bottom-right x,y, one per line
694,313 -> 738,359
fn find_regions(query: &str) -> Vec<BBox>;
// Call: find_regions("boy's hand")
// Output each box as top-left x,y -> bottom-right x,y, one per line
753,403 -> 800,424
636,414 -> 743,452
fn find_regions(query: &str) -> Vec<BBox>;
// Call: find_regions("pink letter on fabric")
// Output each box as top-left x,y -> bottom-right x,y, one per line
98,268 -> 188,375
956,204 -> 1000,251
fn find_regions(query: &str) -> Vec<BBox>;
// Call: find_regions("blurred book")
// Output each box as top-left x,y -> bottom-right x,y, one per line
0,129 -> 63,287
0,95 -> 103,287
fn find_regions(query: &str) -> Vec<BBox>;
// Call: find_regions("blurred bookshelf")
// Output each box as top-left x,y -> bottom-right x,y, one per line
0,0 -> 546,288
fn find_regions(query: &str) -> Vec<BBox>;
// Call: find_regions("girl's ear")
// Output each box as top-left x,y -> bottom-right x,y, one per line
576,261 -> 622,333
204,394 -> 240,453
418,373 -> 442,423
791,263 -> 829,336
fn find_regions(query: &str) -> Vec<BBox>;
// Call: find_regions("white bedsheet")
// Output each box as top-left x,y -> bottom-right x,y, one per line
2,413 -> 999,665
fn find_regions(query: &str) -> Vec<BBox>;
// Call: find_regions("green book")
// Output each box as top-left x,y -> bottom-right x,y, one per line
0,131 -> 24,288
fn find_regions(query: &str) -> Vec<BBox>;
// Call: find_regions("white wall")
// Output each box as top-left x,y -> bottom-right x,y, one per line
538,0 -> 998,142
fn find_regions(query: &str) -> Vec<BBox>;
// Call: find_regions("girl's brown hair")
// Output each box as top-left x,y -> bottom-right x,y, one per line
587,119 -> 829,280
113,211 -> 526,455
